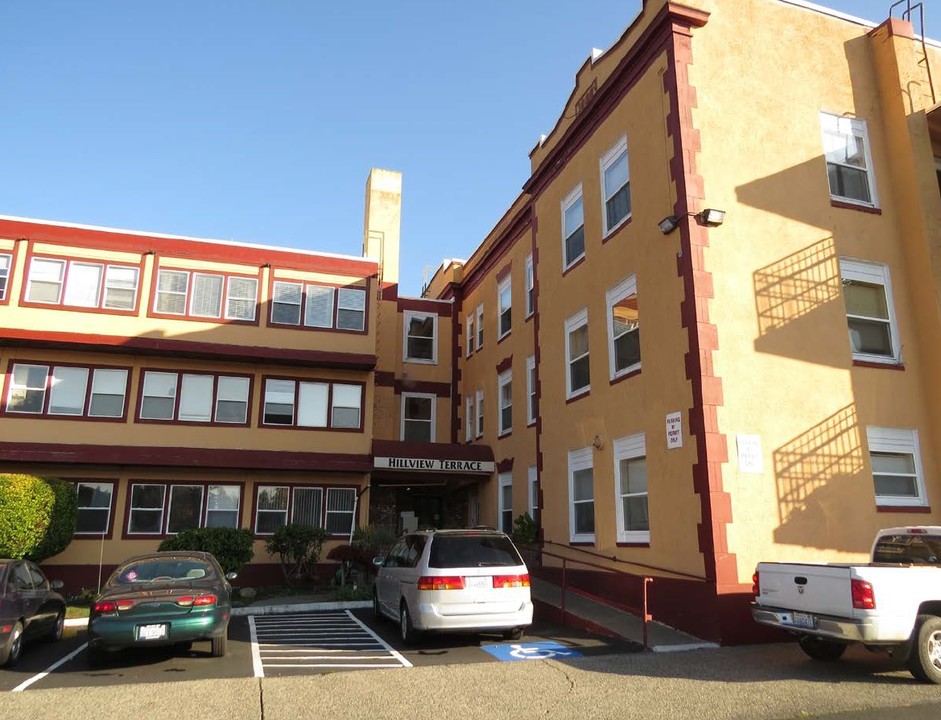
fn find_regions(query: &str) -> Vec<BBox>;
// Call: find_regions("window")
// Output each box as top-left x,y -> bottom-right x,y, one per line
206,485 -> 241,528
404,311 -> 437,363
154,269 -> 257,321
525,254 -> 534,316
465,395 -> 474,442
840,259 -> 900,363
140,370 -> 250,424
128,484 -> 166,535
526,355 -> 537,425
215,376 -> 250,423
63,262 -> 102,307
154,270 -> 188,315
272,281 -> 303,325
75,482 -> 114,535
476,388 -> 484,438
326,488 -> 356,535
336,287 -> 366,331
5,363 -> 127,418
297,382 -> 329,427
140,371 -> 178,420
498,369 -> 512,436
167,485 -> 204,534
6,364 -> 48,414
498,276 -> 512,339
606,275 -> 641,380
0,253 -> 11,301
179,374 -> 213,421
262,377 -> 362,430
565,309 -> 590,398
562,185 -> 585,269
103,266 -> 140,310
255,486 -> 289,534
305,285 -> 335,328
271,281 -> 365,331
528,465 -> 539,527
476,304 -> 484,349
225,277 -> 258,321
25,258 -> 65,303
264,379 -> 295,425
48,366 -> 88,415
601,136 -> 631,235
90,369 -> 128,417
331,384 -> 362,429
190,273 -> 224,318
467,315 -> 475,357
499,473 -> 513,534
568,448 -> 595,543
292,487 -> 324,527
402,393 -> 435,442
820,112 -> 877,207
254,485 -> 337,534
866,427 -> 928,507
614,433 -> 649,543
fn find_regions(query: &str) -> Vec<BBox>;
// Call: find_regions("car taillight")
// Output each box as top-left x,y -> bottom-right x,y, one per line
93,600 -> 117,613
417,576 -> 465,590
493,574 -> 530,588
752,571 -> 760,597
851,579 -> 875,609
177,594 -> 217,607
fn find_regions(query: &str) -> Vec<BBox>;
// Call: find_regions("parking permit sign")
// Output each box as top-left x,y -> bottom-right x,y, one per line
481,642 -> 582,662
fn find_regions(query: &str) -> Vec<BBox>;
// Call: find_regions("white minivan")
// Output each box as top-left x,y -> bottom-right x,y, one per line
373,529 -> 533,644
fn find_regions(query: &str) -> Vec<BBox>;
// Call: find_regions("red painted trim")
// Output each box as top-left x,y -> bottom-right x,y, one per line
610,368 -> 643,386
853,360 -> 905,371
371,439 -> 494,462
121,479 -> 245,541
70,478 -> 120,540
0,217 -> 378,276
247,481 -> 361,537
616,542 -> 651,548
397,297 -> 453,317
601,216 -> 633,244
496,356 -> 513,374
0,240 -> 22,306
496,457 -> 514,473
830,199 -> 882,215
495,261 -> 512,283
375,371 -> 395,386
393,379 -> 451,398
561,255 -> 586,277
498,430 -> 512,440
0,441 -> 373,471
135,367 -> 254,427
0,327 -> 377,370
258,374 -> 366,432
876,505 -> 931,513
147,264 -> 262,326
265,275 -> 370,335
530,223 -> 544,544
569,542 -> 595,547
497,329 -> 512,345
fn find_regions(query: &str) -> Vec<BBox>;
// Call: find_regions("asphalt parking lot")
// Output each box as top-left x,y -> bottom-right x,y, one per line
0,608 -> 639,692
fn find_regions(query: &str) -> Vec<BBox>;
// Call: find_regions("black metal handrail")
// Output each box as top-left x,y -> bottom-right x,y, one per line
542,539 -> 707,581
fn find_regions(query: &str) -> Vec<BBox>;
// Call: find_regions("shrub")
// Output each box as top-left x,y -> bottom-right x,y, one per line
352,524 -> 397,560
512,512 -> 537,546
158,527 -> 255,576
264,524 -> 329,586
0,474 -> 76,560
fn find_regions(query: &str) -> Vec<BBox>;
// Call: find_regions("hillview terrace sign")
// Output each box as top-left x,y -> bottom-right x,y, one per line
374,456 -> 495,473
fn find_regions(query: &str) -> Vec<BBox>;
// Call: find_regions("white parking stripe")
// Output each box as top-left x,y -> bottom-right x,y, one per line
11,643 -> 88,693
248,616 -> 265,678
346,610 -> 413,668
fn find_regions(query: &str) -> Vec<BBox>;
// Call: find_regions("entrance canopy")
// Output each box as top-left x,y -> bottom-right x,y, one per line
370,439 -> 494,489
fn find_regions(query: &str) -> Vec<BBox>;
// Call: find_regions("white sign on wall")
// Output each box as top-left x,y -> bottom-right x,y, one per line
665,411 -> 683,449
736,434 -> 763,474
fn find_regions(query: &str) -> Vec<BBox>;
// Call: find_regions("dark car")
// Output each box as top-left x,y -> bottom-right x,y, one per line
0,559 -> 66,667
87,551 -> 236,667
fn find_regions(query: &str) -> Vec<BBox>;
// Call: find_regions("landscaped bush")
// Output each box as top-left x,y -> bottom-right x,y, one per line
0,474 -> 77,560
512,512 -> 537,546
158,527 -> 255,576
264,524 -> 329,586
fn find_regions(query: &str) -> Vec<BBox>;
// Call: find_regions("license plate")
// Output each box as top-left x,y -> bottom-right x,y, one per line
138,624 -> 168,640
466,576 -> 491,589
789,612 -> 816,629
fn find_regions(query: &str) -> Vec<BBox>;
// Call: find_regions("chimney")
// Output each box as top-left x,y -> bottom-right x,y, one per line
362,168 -> 402,288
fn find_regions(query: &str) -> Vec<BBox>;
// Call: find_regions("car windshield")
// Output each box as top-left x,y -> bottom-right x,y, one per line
109,558 -> 215,585
873,534 -> 941,565
429,535 -> 523,569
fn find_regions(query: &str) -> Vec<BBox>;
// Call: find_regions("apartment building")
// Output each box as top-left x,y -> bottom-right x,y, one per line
424,0 -> 941,643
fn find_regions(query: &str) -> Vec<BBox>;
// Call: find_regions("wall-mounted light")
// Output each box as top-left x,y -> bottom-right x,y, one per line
658,208 -> 727,235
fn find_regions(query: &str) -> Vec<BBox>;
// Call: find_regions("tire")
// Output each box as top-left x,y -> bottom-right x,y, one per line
211,632 -> 228,658
798,635 -> 847,662
907,614 -> 941,684
0,621 -> 23,667
47,611 -> 65,643
373,590 -> 383,622
502,627 -> 524,641
399,602 -> 419,645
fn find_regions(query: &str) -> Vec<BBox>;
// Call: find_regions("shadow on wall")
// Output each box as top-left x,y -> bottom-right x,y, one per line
772,404 -> 872,553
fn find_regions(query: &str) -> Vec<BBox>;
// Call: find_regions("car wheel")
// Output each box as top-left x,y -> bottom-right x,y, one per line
373,590 -> 383,621
47,610 -> 65,643
399,602 -> 419,645
502,627 -> 524,641
797,635 -> 847,662
0,621 -> 23,667
211,632 -> 228,658
908,615 -> 941,684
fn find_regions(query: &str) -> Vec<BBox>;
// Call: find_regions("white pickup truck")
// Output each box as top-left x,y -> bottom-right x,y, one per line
751,526 -> 941,683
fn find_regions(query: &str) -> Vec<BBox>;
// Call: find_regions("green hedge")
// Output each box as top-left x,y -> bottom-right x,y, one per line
0,474 -> 77,561
158,527 -> 255,576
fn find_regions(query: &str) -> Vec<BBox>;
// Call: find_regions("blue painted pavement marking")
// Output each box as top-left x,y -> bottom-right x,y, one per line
481,641 -> 583,662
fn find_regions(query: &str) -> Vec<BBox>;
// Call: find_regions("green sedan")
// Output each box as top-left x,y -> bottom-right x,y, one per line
87,551 -> 236,667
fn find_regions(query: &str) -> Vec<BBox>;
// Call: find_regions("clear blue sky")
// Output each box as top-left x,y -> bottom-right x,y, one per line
0,1 -> 936,295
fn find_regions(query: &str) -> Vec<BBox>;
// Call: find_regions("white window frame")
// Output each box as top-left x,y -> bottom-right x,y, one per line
224,277 -> 258,321
154,269 -> 189,315
465,395 -> 474,442
528,465 -> 538,524
466,314 -> 475,357
525,253 -> 534,316
866,427 -> 928,508
839,258 -> 900,364
0,252 -> 11,301
139,371 -> 179,421
561,184 -> 586,270
476,304 -> 484,349
25,258 -> 65,304
526,355 -> 537,426
297,381 -> 329,428
48,366 -> 89,416
303,285 -> 337,328
497,369 -> 512,437
205,484 -> 241,528
254,485 -> 290,534
498,472 -> 513,535
336,287 -> 366,331
568,447 -> 595,543
6,363 -> 49,414
600,135 -> 631,237
263,379 -> 296,426
401,392 -> 436,443
189,272 -> 224,319
214,376 -> 250,424
127,483 -> 167,535
325,487 -> 356,535
74,481 -> 114,536
63,262 -> 103,308
166,484 -> 205,535
606,274 -> 641,380
271,280 -> 303,326
498,276 -> 512,340
613,433 -> 649,543
89,368 -> 128,418
820,111 -> 878,208
403,310 -> 438,364
331,383 -> 362,429
102,265 -> 140,311
476,388 -> 484,438
565,308 -> 590,399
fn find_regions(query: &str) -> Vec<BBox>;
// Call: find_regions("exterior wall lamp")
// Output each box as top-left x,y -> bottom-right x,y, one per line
658,208 -> 726,235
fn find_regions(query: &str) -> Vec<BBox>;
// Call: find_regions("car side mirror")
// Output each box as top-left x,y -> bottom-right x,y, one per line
225,572 -> 238,581
372,557 -> 385,568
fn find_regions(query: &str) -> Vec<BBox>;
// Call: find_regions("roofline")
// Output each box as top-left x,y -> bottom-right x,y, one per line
778,0 -> 940,46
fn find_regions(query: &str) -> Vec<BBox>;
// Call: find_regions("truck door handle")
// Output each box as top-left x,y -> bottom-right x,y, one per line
794,577 -> 807,585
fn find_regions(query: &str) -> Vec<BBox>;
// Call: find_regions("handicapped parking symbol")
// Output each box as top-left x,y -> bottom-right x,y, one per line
481,641 -> 583,662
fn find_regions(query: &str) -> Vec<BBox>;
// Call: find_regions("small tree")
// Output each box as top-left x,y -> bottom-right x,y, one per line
265,524 -> 329,586
512,512 -> 537,546
0,474 -> 77,560
159,527 -> 255,576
